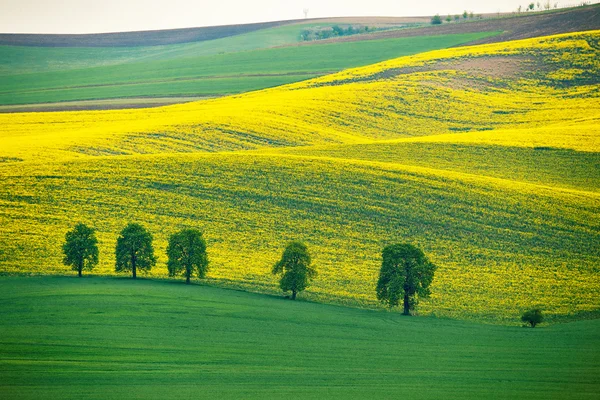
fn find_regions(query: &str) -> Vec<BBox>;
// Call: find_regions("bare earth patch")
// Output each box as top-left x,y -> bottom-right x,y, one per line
0,97 -> 213,113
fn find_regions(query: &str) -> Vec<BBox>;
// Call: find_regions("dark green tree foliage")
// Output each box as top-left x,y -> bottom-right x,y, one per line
62,223 -> 99,277
272,241 -> 317,300
115,223 -> 156,279
431,14 -> 443,24
167,228 -> 209,284
521,309 -> 544,327
376,243 -> 436,315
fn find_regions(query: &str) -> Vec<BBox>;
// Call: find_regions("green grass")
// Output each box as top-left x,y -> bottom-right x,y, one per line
0,32 -> 498,105
0,22 -> 340,75
0,276 -> 598,399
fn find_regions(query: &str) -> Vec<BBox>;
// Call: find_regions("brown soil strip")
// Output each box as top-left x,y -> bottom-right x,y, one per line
0,97 -> 214,113
284,5 -> 600,48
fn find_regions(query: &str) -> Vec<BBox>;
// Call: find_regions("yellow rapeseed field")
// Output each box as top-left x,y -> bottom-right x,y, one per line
0,31 -> 598,323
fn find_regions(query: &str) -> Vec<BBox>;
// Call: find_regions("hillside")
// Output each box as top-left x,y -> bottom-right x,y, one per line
322,4 -> 600,46
1,5 -> 599,110
1,276 -> 599,399
0,19 -> 295,47
0,31 -> 599,323
0,32 -> 495,107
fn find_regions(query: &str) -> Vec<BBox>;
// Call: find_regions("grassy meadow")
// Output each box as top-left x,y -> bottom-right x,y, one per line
0,31 -> 599,323
1,276 -> 599,399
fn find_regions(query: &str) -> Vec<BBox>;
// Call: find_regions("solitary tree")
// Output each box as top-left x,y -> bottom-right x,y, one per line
521,309 -> 544,327
62,223 -> 99,277
463,10 -> 468,19
528,3 -> 535,11
272,241 -> 317,300
445,15 -> 452,23
167,228 -> 209,284
376,243 -> 436,315
431,14 -> 442,24
115,223 -> 156,279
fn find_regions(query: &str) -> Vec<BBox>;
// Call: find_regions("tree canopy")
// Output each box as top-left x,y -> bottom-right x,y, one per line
272,241 -> 317,300
167,228 -> 209,284
115,223 -> 156,279
62,223 -> 99,277
376,243 -> 436,315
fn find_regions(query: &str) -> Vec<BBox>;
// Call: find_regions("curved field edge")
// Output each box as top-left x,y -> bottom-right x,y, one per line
0,152 -> 598,323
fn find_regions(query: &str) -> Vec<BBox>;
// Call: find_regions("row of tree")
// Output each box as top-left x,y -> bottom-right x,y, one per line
63,223 -> 437,315
431,11 -> 480,25
517,2 -> 559,13
63,223 -> 208,283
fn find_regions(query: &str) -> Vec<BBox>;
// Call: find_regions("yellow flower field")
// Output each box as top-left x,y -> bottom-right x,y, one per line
0,31 -> 598,323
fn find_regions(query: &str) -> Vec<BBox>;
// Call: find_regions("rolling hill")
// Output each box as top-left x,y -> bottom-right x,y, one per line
0,31 -> 598,323
0,32 -> 496,107
1,4 -> 599,110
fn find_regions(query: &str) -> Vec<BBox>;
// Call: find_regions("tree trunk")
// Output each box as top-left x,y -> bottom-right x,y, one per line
78,268 -> 82,278
291,290 -> 297,300
132,260 -> 137,279
403,293 -> 410,316
186,274 -> 190,284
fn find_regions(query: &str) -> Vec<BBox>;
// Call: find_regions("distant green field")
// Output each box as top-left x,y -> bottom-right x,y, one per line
0,276 -> 598,399
0,22 -> 339,75
0,31 -> 498,105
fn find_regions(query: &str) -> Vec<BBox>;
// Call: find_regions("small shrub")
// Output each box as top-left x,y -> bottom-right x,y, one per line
521,309 -> 544,327
431,15 -> 443,25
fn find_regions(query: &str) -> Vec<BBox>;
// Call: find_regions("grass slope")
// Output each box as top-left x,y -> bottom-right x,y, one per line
1,276 -> 599,399
0,32 -> 497,105
0,32 -> 599,322
0,21 -> 368,75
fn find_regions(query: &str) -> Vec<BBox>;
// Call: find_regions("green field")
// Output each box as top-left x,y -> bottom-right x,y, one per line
0,31 -> 498,105
0,276 -> 598,399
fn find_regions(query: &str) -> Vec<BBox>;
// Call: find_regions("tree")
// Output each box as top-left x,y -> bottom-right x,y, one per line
62,223 -> 99,277
376,243 -> 436,315
454,14 -> 460,21
272,241 -> 316,300
528,3 -> 535,11
332,25 -> 344,36
521,309 -> 544,327
463,10 -> 468,19
115,223 -> 156,279
445,15 -> 452,23
431,14 -> 442,25
167,228 -> 209,284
